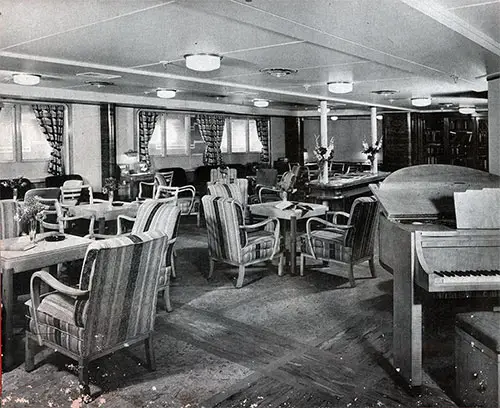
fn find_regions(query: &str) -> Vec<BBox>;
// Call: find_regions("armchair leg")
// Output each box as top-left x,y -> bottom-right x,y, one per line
348,263 -> 356,288
78,359 -> 90,397
208,258 -> 215,279
369,256 -> 377,278
145,334 -> 156,371
278,253 -> 285,277
25,333 -> 36,372
161,288 -> 173,312
170,252 -> 177,279
236,265 -> 245,288
299,254 -> 305,276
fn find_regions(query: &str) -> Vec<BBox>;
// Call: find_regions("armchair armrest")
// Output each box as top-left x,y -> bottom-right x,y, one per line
326,210 -> 350,224
30,270 -> 89,345
257,186 -> 280,203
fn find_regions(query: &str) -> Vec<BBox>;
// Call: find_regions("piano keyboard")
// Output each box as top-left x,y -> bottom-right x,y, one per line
433,270 -> 500,285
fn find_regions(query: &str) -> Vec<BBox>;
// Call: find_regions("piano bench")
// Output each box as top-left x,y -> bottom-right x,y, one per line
455,312 -> 500,408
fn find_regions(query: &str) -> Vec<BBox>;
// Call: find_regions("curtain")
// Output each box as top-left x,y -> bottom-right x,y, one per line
138,111 -> 158,171
195,114 -> 225,166
32,105 -> 65,175
255,117 -> 270,164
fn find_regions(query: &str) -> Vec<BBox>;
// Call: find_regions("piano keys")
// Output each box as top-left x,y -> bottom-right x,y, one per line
371,164 -> 500,388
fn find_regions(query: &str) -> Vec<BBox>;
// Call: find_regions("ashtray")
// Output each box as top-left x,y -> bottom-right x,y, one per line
45,234 -> 66,242
111,202 -> 124,207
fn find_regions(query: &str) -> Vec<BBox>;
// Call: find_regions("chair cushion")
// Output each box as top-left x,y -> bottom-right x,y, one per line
241,230 -> 277,264
299,230 -> 350,261
25,295 -> 85,355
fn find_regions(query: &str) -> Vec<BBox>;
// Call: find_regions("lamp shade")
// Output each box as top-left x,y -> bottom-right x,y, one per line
253,99 -> 269,108
327,81 -> 353,94
411,97 -> 432,107
458,106 -> 475,115
184,54 -> 221,72
13,73 -> 40,86
156,89 -> 176,98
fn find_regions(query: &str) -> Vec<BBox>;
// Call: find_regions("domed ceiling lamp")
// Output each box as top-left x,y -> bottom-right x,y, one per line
184,53 -> 221,72
458,106 -> 476,115
13,73 -> 40,86
327,81 -> 353,94
411,97 -> 432,107
253,99 -> 269,108
330,115 -> 339,121
156,89 -> 176,99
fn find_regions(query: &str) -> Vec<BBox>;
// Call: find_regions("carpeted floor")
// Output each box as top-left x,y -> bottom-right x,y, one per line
1,219 -> 490,407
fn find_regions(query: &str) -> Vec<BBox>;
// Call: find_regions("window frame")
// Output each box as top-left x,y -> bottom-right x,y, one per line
224,117 -> 262,154
0,102 -> 69,164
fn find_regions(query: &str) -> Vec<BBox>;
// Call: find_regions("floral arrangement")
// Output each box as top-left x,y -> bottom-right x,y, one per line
313,135 -> 335,165
1,176 -> 26,190
362,137 -> 383,162
102,177 -> 118,194
15,196 -> 47,224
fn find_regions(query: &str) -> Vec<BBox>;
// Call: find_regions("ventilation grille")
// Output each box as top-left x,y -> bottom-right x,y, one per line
76,72 -> 121,80
260,68 -> 298,78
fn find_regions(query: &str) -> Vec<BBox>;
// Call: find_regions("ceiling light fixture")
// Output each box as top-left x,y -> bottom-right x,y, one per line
156,89 -> 176,99
317,106 -> 331,113
330,116 -> 339,121
184,53 -> 221,72
458,106 -> 476,115
253,99 -> 269,108
13,73 -> 40,86
260,68 -> 298,78
411,97 -> 432,107
376,115 -> 383,120
327,81 -> 353,94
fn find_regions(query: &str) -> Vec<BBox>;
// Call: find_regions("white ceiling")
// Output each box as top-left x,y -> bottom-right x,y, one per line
0,0 -> 498,115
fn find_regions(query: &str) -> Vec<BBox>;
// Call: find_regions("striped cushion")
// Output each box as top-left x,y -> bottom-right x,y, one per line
299,231 -> 349,261
241,231 -> 277,264
207,178 -> 248,208
132,200 -> 181,238
202,196 -> 246,263
0,199 -> 20,239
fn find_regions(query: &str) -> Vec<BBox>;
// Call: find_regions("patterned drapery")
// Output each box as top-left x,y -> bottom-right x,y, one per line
255,118 -> 270,163
138,111 -> 158,171
32,105 -> 65,175
195,114 -> 225,166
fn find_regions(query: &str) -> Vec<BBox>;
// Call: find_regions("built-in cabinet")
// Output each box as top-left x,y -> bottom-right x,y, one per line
413,113 -> 488,171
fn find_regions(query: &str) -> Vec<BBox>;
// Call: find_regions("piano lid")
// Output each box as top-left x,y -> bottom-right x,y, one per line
370,165 -> 500,221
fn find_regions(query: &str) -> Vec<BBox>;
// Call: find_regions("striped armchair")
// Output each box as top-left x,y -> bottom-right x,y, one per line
207,178 -> 249,213
202,196 -> 284,288
116,200 -> 181,311
299,197 -> 379,287
25,231 -> 169,397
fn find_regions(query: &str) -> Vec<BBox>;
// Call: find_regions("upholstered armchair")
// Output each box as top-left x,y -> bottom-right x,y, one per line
299,196 -> 379,287
201,195 -> 284,288
25,231 -> 170,397
102,200 -> 181,311
257,170 -> 296,203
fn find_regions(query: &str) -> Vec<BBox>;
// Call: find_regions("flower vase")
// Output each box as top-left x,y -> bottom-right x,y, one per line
281,191 -> 288,201
370,157 -> 378,174
108,190 -> 114,204
28,218 -> 37,243
320,161 -> 329,184
12,188 -> 18,201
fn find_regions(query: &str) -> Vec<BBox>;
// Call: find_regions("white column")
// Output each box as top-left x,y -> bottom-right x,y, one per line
371,107 -> 378,173
320,100 -> 329,181
488,77 -> 500,175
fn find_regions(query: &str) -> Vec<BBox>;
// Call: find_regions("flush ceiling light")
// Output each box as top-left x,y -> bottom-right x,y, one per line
459,106 -> 476,114
184,53 -> 221,72
330,115 -> 339,121
253,99 -> 269,108
411,97 -> 432,107
13,73 -> 40,86
376,115 -> 383,120
156,89 -> 176,99
327,81 -> 353,94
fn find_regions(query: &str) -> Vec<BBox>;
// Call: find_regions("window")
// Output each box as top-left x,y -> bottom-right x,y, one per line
143,111 -> 188,156
224,118 -> 263,154
0,103 -> 53,163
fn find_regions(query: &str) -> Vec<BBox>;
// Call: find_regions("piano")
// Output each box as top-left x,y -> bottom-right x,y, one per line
370,164 -> 500,388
